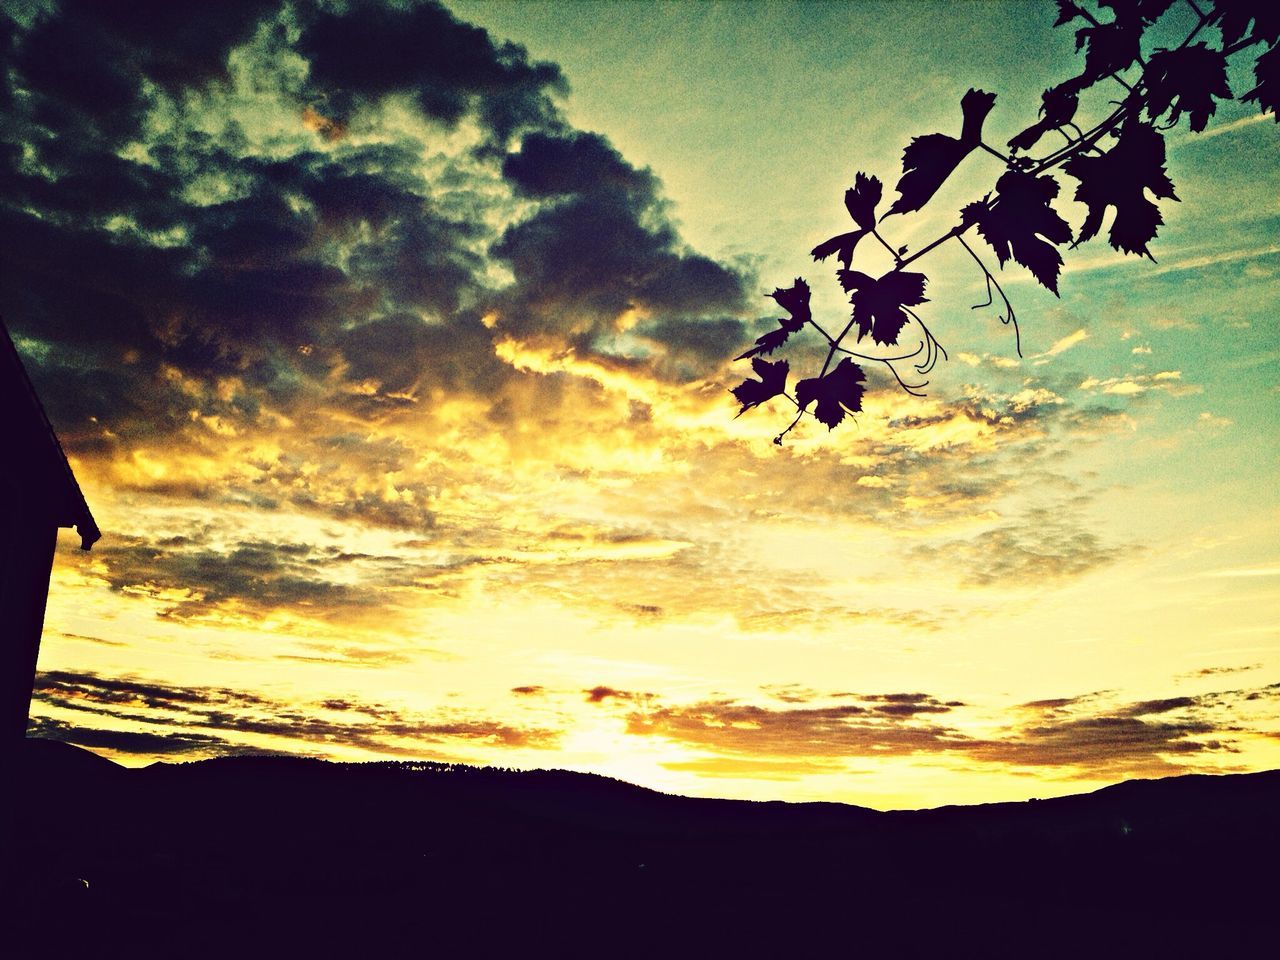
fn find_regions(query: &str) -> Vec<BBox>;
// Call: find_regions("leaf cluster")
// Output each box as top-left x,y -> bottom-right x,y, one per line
731,0 -> 1279,443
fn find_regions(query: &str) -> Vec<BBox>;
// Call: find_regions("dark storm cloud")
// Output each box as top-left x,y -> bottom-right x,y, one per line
297,0 -> 566,144
10,0 -> 277,145
503,130 -> 656,200
31,669 -> 560,755
2,0 -> 750,466
634,316 -> 751,382
491,128 -> 749,353
335,311 -> 510,397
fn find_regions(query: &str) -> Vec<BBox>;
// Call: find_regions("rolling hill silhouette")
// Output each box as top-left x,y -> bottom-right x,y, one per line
3,739 -> 1275,956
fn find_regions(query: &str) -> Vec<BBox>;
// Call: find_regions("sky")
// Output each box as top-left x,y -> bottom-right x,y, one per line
3,0 -> 1278,809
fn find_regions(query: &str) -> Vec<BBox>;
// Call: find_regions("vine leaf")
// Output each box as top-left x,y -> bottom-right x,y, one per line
731,358 -> 789,416
1008,82 -> 1081,151
1073,1 -> 1175,89
837,269 -> 929,346
1211,0 -> 1280,47
887,89 -> 996,217
770,277 -> 812,323
1143,44 -> 1232,132
811,173 -> 882,269
735,278 -> 811,360
1098,0 -> 1175,24
1243,43 -> 1280,120
794,358 -> 866,430
1053,0 -> 1084,27
1074,17 -> 1143,86
970,171 -> 1073,295
1063,119 -> 1178,258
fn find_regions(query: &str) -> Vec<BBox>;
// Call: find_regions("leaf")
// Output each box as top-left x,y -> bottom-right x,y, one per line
1053,0 -> 1084,27
1143,44 -> 1232,132
730,358 -> 789,416
1008,82 -> 1081,151
836,269 -> 928,346
1062,119 -> 1179,258
794,358 -> 866,430
1243,43 -> 1280,120
768,277 -> 811,326
887,89 -> 996,216
809,231 -> 864,267
735,326 -> 789,360
1098,0 -> 1175,24
972,170 -> 1073,294
1073,1 -> 1174,88
811,173 -> 883,268
959,197 -> 991,230
1074,19 -> 1143,84
735,278 -> 811,360
1213,1 -> 1280,47
844,172 -> 882,230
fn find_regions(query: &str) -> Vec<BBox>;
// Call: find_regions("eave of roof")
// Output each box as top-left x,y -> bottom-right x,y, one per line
0,317 -> 101,550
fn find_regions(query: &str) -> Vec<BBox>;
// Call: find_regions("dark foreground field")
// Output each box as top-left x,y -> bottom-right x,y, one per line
2,739 -> 1276,957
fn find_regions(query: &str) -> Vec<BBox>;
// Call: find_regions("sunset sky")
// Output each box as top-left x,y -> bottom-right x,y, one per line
4,0 -> 1278,809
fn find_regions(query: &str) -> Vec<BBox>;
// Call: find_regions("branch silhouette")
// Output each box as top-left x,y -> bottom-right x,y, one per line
733,0 -> 1277,441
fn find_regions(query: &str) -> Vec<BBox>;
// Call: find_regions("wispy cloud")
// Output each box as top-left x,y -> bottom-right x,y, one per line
1033,328 -> 1088,360
1205,564 -> 1280,579
31,670 -> 560,759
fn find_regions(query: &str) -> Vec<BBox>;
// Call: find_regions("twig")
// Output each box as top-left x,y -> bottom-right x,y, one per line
872,229 -> 903,263
980,141 -> 1012,164
957,235 -> 1021,356
898,226 -> 964,269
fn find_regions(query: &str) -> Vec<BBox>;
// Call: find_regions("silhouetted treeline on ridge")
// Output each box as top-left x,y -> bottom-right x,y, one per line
3,739 -> 1276,957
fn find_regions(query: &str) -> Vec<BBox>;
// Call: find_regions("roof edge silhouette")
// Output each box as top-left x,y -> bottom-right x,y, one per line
0,316 -> 100,549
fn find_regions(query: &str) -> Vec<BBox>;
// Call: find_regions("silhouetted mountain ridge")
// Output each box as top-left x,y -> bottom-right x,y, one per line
4,740 -> 1276,956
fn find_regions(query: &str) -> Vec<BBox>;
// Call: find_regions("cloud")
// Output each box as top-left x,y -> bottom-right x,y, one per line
584,685 -> 640,703
1204,564 -> 1280,579
736,605 -> 946,634
1034,328 -> 1088,359
1182,664 -> 1261,678
31,669 -> 560,757
27,715 -> 246,757
490,128 -> 749,352
86,533 -> 400,621
296,0 -> 566,144
1078,371 -> 1201,397
34,665 -> 1279,780
621,682 -> 1279,780
661,756 -> 847,780
625,697 -> 970,759
2,0 -> 749,491
1118,697 -> 1199,716
503,129 -> 655,199
911,506 -> 1122,587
